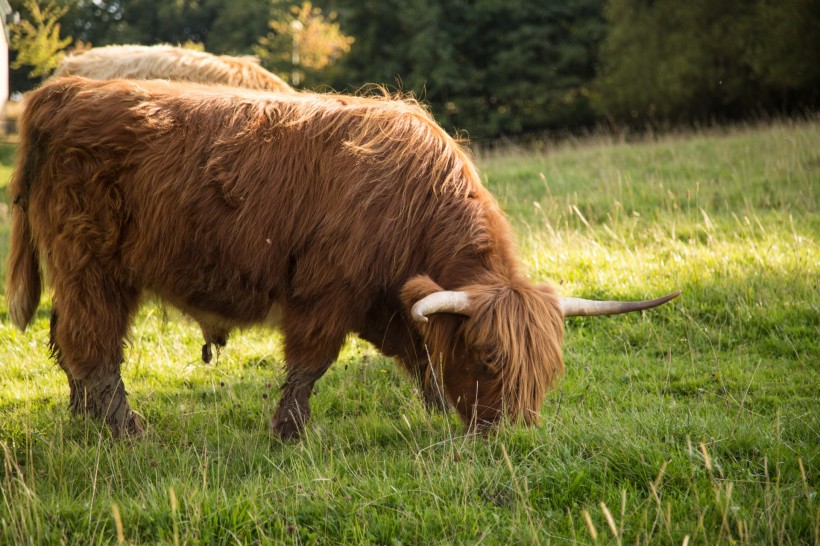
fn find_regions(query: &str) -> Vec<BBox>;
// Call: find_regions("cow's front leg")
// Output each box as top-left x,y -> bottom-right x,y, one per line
272,301 -> 348,440
271,362 -> 332,440
401,357 -> 448,412
421,362 -> 448,411
359,311 -> 448,412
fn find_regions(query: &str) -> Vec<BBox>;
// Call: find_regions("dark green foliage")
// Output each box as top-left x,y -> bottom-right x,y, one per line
65,0 -> 279,54
5,0 -> 820,136
204,0 -> 275,54
331,0 -> 606,139
595,0 -> 820,125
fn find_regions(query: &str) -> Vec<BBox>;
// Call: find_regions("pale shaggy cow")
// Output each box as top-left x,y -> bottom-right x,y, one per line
55,44 -> 293,93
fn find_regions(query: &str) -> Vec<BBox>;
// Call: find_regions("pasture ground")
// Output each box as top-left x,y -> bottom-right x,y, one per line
0,120 -> 817,544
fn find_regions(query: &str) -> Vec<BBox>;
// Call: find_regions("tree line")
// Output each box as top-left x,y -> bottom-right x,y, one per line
7,0 -> 819,140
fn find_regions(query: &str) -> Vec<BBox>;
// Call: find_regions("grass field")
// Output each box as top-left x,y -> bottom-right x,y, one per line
0,120 -> 817,544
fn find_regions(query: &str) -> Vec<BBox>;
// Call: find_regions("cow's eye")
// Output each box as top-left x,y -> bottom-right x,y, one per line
478,351 -> 497,369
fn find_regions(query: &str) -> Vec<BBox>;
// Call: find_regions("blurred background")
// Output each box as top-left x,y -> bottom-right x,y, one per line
1,0 -> 818,141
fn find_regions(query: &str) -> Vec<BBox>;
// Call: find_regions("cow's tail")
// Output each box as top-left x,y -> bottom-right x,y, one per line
6,131 -> 43,331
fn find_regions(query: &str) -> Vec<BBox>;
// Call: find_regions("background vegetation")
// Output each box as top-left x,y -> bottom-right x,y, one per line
1,121 -> 817,543
6,0 -> 820,139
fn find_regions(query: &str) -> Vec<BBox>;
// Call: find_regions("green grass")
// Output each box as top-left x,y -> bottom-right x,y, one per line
1,120 -> 818,544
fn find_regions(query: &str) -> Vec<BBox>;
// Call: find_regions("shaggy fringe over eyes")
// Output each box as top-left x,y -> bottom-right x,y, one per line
462,280 -> 564,424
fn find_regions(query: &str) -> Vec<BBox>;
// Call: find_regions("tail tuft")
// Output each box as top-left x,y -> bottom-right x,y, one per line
6,200 -> 42,331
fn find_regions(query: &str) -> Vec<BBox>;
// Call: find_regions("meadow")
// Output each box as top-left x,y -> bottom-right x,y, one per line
0,120 -> 817,544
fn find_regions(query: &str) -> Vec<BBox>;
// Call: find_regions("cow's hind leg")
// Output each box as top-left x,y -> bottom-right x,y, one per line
50,307 -> 82,412
51,279 -> 141,437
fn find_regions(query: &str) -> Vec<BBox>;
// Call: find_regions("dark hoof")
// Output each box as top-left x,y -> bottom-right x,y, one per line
464,419 -> 495,436
110,410 -> 145,437
70,372 -> 143,438
271,408 -> 307,441
271,416 -> 302,441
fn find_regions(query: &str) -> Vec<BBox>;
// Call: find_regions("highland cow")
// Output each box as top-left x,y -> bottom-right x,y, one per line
6,77 -> 679,438
55,44 -> 292,93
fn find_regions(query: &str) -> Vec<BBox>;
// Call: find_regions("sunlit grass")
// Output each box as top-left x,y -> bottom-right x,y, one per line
1,120 -> 818,544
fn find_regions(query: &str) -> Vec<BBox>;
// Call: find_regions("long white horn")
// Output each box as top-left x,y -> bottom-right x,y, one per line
560,290 -> 680,317
411,291 -> 471,323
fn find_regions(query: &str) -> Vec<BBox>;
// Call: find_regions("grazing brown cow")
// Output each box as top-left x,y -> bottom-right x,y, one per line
6,77 -> 679,439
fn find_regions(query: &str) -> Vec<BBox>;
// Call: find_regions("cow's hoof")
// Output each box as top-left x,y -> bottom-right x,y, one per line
110,410 -> 145,438
464,418 -> 495,436
271,412 -> 305,441
271,417 -> 302,440
70,372 -> 144,438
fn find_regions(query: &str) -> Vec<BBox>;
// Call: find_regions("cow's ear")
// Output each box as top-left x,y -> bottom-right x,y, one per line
401,276 -> 464,341
400,275 -> 444,317
536,283 -> 562,313
536,282 -> 559,300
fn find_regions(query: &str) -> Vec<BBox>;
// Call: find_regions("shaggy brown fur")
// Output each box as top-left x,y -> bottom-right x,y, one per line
55,44 -> 293,359
55,45 -> 293,93
7,77 -> 564,438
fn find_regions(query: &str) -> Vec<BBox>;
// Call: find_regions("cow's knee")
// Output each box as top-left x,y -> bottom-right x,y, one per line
271,299 -> 354,439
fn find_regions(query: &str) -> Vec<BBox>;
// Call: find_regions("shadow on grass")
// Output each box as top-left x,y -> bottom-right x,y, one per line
0,374 -> 448,457
3,263 -> 815,442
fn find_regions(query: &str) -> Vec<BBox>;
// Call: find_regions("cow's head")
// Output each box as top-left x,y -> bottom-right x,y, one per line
402,274 -> 680,430
401,274 -> 564,428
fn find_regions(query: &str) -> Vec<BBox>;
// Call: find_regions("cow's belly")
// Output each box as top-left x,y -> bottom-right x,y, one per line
181,301 -> 283,335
